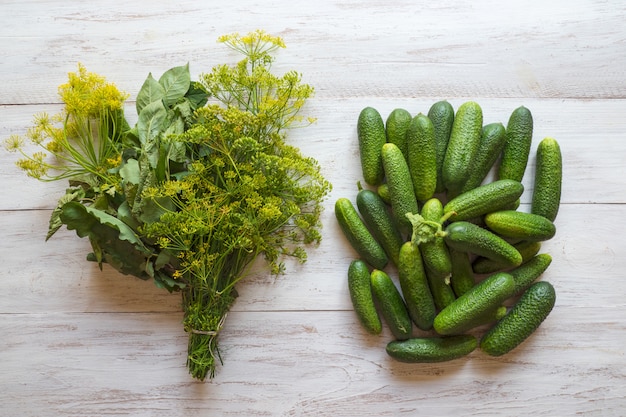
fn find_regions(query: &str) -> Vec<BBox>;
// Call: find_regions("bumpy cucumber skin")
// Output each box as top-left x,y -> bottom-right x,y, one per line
420,198 -> 453,279
356,189 -> 404,266
481,281 -> 556,356
498,106 -> 533,183
442,101 -> 483,195
443,179 -> 524,222
444,221 -> 523,267
357,107 -> 387,186
386,335 -> 477,363
532,137 -> 562,222
459,122 -> 507,194
371,269 -> 412,340
377,183 -> 391,205
472,241 -> 542,274
406,113 -> 438,201
335,198 -> 389,269
434,272 -> 516,335
348,260 -> 382,335
449,247 -> 476,297
425,264 -> 457,311
509,253 -> 552,294
381,143 -> 419,233
398,242 -> 436,331
385,108 -> 412,161
484,210 -> 556,242
427,101 -> 455,194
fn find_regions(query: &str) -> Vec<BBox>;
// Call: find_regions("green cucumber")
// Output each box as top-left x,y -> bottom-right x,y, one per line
442,101 -> 483,195
377,183 -> 391,205
385,108 -> 412,161
444,221 -> 523,268
370,269 -> 412,340
472,241 -> 542,274
433,272 -> 516,335
443,179 -> 524,222
484,210 -> 556,242
459,122 -> 507,193
386,335 -> 477,363
481,281 -> 556,356
427,100 -> 455,194
449,247 -> 476,297
418,198 -> 452,278
348,260 -> 382,335
335,198 -> 388,269
406,113 -> 437,201
381,143 -> 419,233
398,242 -> 436,330
498,106 -> 533,183
356,188 -> 404,266
509,253 -> 552,294
357,107 -> 386,185
425,264 -> 457,311
531,137 -> 562,222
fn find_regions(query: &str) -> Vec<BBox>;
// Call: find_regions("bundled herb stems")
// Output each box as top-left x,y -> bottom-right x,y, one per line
5,30 -> 331,380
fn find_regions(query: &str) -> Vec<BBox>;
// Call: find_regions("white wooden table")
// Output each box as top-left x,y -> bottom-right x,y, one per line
1,1 -> 625,416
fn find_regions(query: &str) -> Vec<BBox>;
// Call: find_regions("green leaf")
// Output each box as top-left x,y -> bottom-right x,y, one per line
46,188 -> 85,241
59,202 -> 154,279
119,158 -> 141,185
137,100 -> 168,146
158,64 -> 191,107
60,202 -> 149,252
186,81 -> 209,109
136,73 -> 165,114
139,196 -> 175,224
406,212 -> 442,245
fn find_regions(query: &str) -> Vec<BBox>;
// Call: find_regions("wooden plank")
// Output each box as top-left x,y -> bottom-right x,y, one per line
1,309 -> 624,416
1,0 -> 626,104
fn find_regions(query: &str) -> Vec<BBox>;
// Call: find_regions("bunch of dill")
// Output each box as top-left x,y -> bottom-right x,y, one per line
5,30 -> 331,380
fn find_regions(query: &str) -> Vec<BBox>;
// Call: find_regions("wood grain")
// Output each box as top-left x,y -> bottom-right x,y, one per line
1,1 -> 625,416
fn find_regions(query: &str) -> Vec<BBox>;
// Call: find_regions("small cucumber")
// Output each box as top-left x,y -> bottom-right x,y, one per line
385,108 -> 412,161
459,122 -> 507,194
356,188 -> 404,266
381,143 -> 419,233
498,106 -> 533,183
433,272 -> 516,335
398,242 -> 436,330
481,281 -> 556,356
406,113 -> 437,201
386,335 -> 477,363
425,264 -> 457,311
531,137 -> 562,222
427,100 -> 455,194
443,179 -> 524,222
357,107 -> 386,185
419,198 -> 452,278
335,198 -> 388,269
472,241 -> 542,274
449,247 -> 476,297
509,253 -> 552,294
444,221 -> 523,268
377,183 -> 391,205
442,101 -> 483,195
370,269 -> 412,340
348,260 -> 382,335
484,210 -> 556,242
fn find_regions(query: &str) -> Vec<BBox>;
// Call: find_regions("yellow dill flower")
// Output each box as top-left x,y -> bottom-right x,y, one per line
4,134 -> 23,152
58,63 -> 129,118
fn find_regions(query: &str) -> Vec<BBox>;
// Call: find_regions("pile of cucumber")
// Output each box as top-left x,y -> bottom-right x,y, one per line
336,101 -> 562,363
